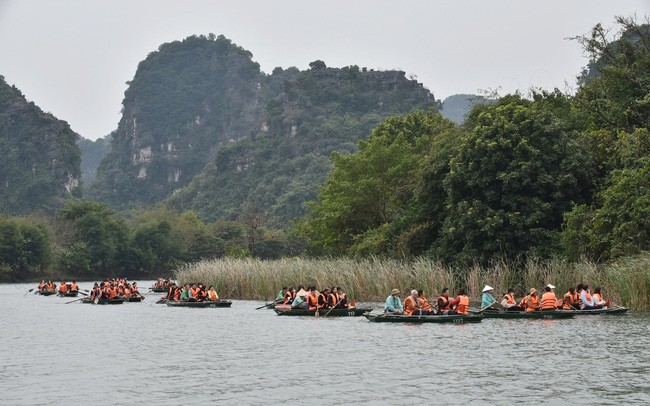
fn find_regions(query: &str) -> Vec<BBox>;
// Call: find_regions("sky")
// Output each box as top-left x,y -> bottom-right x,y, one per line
0,1 -> 648,141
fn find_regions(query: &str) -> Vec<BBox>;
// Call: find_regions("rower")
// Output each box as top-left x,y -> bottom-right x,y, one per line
337,287 -> 349,308
283,287 -> 295,304
384,289 -> 404,314
327,288 -> 339,308
70,280 -> 78,292
276,287 -> 287,304
307,287 -> 319,311
437,288 -> 456,315
563,287 -> 578,310
59,281 -> 68,294
540,285 -> 558,311
481,285 -> 497,308
318,288 -> 331,309
525,288 -> 541,312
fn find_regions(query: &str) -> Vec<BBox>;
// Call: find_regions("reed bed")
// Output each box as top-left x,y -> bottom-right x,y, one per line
175,254 -> 650,310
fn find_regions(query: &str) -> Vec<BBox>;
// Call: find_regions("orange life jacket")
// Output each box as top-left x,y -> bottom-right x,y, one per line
59,283 -> 68,293
47,283 -> 55,290
593,292 -> 603,302
329,293 -> 338,307
541,292 -> 557,310
526,295 -> 539,312
208,290 -> 217,301
504,293 -> 516,304
457,295 -> 469,315
173,289 -> 181,301
518,295 -> 529,309
418,297 -> 431,311
437,296 -> 450,311
70,283 -> 78,291
307,293 -> 318,310
190,287 -> 199,298
581,292 -> 592,306
403,296 -> 417,315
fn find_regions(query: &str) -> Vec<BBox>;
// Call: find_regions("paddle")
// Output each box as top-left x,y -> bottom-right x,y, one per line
256,302 -> 274,310
324,297 -> 345,317
65,297 -> 85,304
475,301 -> 499,314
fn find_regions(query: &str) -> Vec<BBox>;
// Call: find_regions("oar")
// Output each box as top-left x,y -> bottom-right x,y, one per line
256,302 -> 274,310
475,301 -> 499,314
324,297 -> 344,317
65,297 -> 84,304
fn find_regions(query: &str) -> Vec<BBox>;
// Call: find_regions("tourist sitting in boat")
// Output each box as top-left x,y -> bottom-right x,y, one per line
563,287 -> 579,310
70,281 -> 78,293
318,288 -> 331,309
592,287 -> 610,308
207,286 -> 219,301
540,285 -> 558,311
437,288 -> 457,315
384,289 -> 404,314
578,284 -> 604,310
327,287 -> 340,308
525,288 -> 541,312
417,289 -> 432,314
307,287 -> 320,310
38,280 -> 46,290
276,287 -> 287,303
179,284 -> 190,301
403,290 -> 422,316
454,289 -> 470,315
59,281 -> 68,294
283,287 -> 296,304
45,280 -> 56,291
501,288 -> 524,311
481,285 -> 497,308
337,287 -> 351,308
291,289 -> 308,309
90,283 -> 100,301
131,282 -> 140,296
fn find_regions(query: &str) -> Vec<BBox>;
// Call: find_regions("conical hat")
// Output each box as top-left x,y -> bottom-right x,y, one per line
482,285 -> 494,292
296,289 -> 308,297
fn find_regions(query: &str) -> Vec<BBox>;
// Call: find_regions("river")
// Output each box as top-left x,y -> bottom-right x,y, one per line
1,282 -> 649,405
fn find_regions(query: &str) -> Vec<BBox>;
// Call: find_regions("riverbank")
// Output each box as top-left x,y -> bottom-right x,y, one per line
175,254 -> 650,310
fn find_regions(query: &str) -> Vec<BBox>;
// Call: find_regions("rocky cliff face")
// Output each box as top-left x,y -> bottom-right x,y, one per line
0,76 -> 80,214
89,34 -> 269,208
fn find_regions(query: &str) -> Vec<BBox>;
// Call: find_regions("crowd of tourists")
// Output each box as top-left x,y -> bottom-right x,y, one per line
275,286 -> 355,310
385,283 -> 612,315
151,277 -> 174,290
162,282 -> 220,302
88,278 -> 142,301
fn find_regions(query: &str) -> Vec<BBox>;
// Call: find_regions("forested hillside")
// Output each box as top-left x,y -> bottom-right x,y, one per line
78,135 -> 110,186
0,76 -> 80,215
440,94 -> 495,123
167,62 -> 438,223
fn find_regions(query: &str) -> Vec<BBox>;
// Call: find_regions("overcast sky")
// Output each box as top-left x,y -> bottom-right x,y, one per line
0,1 -> 647,141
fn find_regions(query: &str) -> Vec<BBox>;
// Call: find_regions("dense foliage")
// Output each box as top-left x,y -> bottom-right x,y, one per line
0,76 -> 81,215
299,17 -> 650,266
78,135 -> 110,186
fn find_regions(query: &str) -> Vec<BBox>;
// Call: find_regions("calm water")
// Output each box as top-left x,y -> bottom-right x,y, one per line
1,282 -> 649,405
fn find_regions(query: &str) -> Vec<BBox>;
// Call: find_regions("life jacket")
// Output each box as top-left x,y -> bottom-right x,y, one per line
580,292 -> 592,306
47,283 -> 55,290
109,287 -> 118,299
504,293 -> 516,305
59,283 -> 68,293
418,297 -> 431,311
437,296 -> 450,311
403,296 -> 417,316
307,293 -> 318,310
457,295 -> 469,315
208,290 -> 218,301
329,293 -> 338,307
166,286 -> 175,300
593,293 -> 603,302
518,295 -> 529,309
71,283 -> 78,291
318,293 -> 328,308
190,287 -> 199,298
173,289 -> 181,301
541,292 -> 557,310
525,295 -> 539,312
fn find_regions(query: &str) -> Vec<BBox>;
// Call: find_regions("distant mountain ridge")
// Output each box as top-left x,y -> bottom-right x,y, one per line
0,75 -> 80,214
89,35 -> 439,221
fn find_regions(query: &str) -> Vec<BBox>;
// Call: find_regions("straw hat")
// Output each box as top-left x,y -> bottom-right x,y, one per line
546,284 -> 556,289
529,288 -> 537,295
482,285 -> 494,292
390,289 -> 400,295
296,288 -> 308,297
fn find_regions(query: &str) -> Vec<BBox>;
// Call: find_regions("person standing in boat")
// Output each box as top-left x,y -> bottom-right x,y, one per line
384,289 -> 404,314
436,288 -> 457,315
481,285 -> 497,308
540,285 -> 558,311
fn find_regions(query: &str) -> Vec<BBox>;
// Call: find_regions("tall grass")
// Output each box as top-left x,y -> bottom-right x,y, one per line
175,254 -> 650,309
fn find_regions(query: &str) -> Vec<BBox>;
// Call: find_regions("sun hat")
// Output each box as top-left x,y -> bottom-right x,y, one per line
529,288 -> 537,294
482,285 -> 494,292
546,284 -> 556,289
390,288 -> 400,295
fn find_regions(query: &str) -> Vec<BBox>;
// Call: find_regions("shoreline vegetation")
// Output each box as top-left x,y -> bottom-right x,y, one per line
175,254 -> 650,310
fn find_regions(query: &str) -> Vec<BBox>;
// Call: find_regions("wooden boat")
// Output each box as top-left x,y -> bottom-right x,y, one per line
166,300 -> 232,308
365,313 -> 483,323
38,289 -> 56,296
470,308 -> 575,319
274,306 -> 372,317
81,297 -> 124,305
58,291 -> 79,297
149,287 -> 168,293
572,306 -> 629,315
122,296 -> 143,302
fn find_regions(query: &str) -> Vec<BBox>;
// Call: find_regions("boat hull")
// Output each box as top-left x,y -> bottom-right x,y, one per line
38,290 -> 56,296
81,298 -> 125,305
365,313 -> 483,323
472,309 -> 575,319
166,300 -> 232,308
274,307 -> 372,317
123,296 -> 143,302
58,291 -> 79,297
149,287 -> 168,293
573,307 -> 629,315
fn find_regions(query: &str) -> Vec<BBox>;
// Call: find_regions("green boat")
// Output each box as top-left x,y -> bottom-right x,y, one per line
364,313 -> 483,323
471,309 -> 575,319
572,307 -> 629,315
122,296 -> 143,302
58,291 -> 79,297
166,300 -> 232,308
274,307 -> 372,317
38,289 -> 57,296
81,297 -> 125,305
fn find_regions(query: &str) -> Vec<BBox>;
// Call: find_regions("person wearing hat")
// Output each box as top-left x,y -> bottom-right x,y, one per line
384,289 -> 403,314
525,288 -> 541,312
481,285 -> 497,309
291,288 -> 309,309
